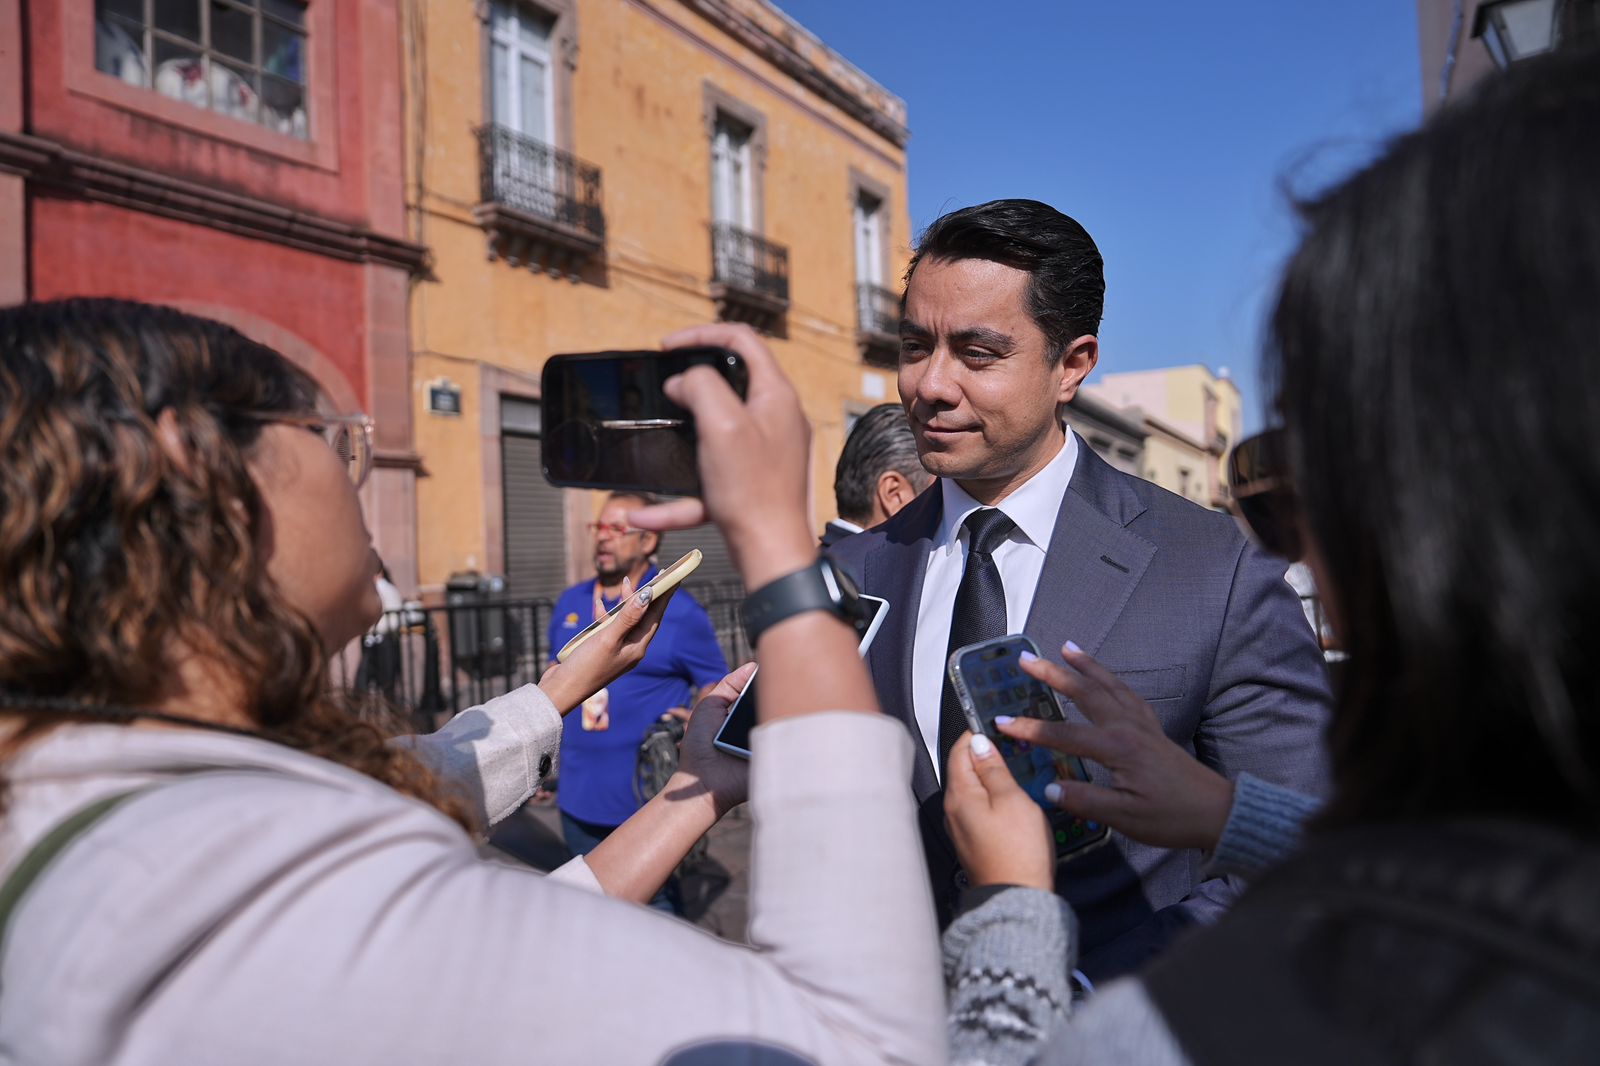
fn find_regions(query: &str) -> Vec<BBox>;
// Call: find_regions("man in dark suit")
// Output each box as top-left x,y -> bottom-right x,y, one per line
820,403 -> 931,548
828,199 -> 1331,981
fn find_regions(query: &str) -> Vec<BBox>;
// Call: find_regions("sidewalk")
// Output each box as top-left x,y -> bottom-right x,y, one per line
486,797 -> 754,942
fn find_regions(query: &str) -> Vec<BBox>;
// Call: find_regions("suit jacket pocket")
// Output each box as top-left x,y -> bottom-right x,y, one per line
1059,665 -> 1187,711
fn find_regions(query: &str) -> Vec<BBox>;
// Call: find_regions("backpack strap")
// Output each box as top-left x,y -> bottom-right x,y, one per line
0,789 -> 148,950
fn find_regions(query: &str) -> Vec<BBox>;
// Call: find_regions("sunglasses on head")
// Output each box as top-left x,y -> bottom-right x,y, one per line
1227,428 -> 1304,562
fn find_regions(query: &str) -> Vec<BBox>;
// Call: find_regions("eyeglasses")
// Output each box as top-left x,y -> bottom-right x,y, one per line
1227,428 -> 1304,562
588,521 -> 644,538
240,411 -> 375,489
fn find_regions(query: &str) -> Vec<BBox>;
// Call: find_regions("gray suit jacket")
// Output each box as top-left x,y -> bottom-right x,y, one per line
828,435 -> 1332,980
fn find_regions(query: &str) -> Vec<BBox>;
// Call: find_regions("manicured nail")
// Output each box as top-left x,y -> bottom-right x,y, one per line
970,734 -> 995,759
1065,640 -> 1083,654
994,715 -> 1015,726
636,586 -> 653,606
1018,650 -> 1038,664
1044,782 -> 1064,805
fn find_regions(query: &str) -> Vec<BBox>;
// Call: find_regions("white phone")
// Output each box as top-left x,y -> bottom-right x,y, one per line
555,549 -> 703,663
711,594 -> 889,759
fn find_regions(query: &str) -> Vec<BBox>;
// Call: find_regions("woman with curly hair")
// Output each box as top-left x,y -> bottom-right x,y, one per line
0,303 -> 943,1064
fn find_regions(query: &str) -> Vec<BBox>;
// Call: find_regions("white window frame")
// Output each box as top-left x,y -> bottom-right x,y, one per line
711,113 -> 755,231
490,0 -> 555,143
854,190 -> 885,287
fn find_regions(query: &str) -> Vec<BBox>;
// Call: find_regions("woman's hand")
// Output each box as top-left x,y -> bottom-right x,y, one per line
1006,644 -> 1235,851
660,662 -> 757,818
579,663 -> 757,904
943,732 -> 1055,891
628,324 -> 817,592
538,584 -> 676,715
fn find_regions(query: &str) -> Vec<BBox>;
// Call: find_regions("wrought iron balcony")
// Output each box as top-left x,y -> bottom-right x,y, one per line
855,282 -> 900,365
711,222 -> 789,330
474,124 -> 605,279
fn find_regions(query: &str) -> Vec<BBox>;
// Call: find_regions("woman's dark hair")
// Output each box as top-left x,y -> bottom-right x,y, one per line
905,198 -> 1105,360
1268,46 -> 1600,830
0,298 -> 472,827
834,403 -> 929,526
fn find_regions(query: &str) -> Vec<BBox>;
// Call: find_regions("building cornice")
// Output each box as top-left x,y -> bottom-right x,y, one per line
0,131 -> 430,276
678,0 -> 910,148
1067,390 -> 1150,441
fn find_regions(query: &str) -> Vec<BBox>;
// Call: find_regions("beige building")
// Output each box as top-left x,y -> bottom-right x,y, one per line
1086,365 -> 1242,511
404,0 -> 911,598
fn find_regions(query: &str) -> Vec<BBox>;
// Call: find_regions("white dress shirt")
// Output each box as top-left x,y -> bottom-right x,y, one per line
910,430 -> 1079,778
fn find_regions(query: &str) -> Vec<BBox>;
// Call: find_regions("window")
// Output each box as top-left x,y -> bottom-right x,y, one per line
854,190 -> 884,287
490,1 -> 555,143
711,113 -> 755,230
94,0 -> 310,138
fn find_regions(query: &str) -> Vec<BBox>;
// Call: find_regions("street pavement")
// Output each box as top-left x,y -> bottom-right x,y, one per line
486,796 -> 754,942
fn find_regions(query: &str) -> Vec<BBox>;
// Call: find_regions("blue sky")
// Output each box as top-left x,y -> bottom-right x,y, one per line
778,0 -> 1424,425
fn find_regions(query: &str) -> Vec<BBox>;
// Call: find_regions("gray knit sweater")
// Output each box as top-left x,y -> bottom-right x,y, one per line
943,773 -> 1321,1066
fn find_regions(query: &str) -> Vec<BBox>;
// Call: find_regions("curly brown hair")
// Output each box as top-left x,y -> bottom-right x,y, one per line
0,298 -> 474,829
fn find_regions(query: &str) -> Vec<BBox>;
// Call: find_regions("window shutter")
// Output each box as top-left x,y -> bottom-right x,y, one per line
501,429 -> 569,600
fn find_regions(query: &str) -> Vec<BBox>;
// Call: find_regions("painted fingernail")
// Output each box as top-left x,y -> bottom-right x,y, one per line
994,715 -> 1015,726
970,734 -> 996,759
1044,782 -> 1064,804
1018,650 -> 1038,663
1065,640 -> 1083,654
636,586 -> 653,606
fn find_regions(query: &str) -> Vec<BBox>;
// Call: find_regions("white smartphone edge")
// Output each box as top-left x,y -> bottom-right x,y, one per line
554,548 -> 703,663
711,593 -> 890,759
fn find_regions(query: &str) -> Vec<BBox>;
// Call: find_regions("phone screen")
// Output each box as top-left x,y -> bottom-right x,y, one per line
713,596 -> 887,758
541,347 -> 749,496
953,638 -> 1108,858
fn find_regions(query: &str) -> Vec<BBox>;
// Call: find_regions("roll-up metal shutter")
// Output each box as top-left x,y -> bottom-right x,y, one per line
501,398 -> 569,600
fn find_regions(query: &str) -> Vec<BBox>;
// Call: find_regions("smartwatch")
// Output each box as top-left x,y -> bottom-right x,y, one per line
741,556 -> 865,645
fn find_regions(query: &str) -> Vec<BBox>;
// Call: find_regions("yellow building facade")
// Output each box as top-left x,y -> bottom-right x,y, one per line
404,0 -> 911,597
1087,365 -> 1243,511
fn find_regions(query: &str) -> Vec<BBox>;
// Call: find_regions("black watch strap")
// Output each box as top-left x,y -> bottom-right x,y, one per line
741,559 -> 857,645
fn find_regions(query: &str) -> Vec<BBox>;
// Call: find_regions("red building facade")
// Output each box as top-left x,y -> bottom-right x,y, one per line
0,0 -> 425,586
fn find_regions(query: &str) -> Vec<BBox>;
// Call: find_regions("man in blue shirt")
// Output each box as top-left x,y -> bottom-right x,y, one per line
547,492 -> 728,913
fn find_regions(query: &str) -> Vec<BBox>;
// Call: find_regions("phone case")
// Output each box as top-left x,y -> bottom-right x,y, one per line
555,548 -> 703,662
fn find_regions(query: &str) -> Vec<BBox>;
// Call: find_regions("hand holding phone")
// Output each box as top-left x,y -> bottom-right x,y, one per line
625,325 -> 818,595
556,549 -> 703,663
948,635 -> 1110,860
711,594 -> 890,759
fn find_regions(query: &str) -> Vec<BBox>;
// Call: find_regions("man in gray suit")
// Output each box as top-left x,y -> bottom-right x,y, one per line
828,199 -> 1331,981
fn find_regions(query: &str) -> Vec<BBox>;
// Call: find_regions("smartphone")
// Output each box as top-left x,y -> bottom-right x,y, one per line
554,549 -> 703,663
712,594 -> 890,759
541,347 -> 750,497
948,635 -> 1110,860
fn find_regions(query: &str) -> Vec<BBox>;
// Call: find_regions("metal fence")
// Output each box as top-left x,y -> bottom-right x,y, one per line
476,123 -> 605,240
856,281 -> 899,337
711,221 -> 789,304
336,583 -> 1338,729
333,582 -> 750,728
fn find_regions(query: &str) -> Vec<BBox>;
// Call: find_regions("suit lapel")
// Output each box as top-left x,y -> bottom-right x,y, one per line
1025,439 -> 1156,665
863,487 -> 942,798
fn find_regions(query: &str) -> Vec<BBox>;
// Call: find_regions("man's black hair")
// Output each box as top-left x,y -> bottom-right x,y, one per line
905,198 -> 1105,361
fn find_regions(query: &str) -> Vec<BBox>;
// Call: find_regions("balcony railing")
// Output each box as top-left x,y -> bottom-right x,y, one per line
712,222 -> 790,307
474,125 -> 604,277
856,282 -> 899,365
477,124 -> 604,238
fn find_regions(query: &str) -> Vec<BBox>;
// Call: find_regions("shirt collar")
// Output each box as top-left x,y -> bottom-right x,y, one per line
937,430 -> 1079,552
830,518 -> 865,534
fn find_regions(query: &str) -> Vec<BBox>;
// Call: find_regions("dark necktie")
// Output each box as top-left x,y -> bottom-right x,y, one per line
937,507 -> 1016,778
